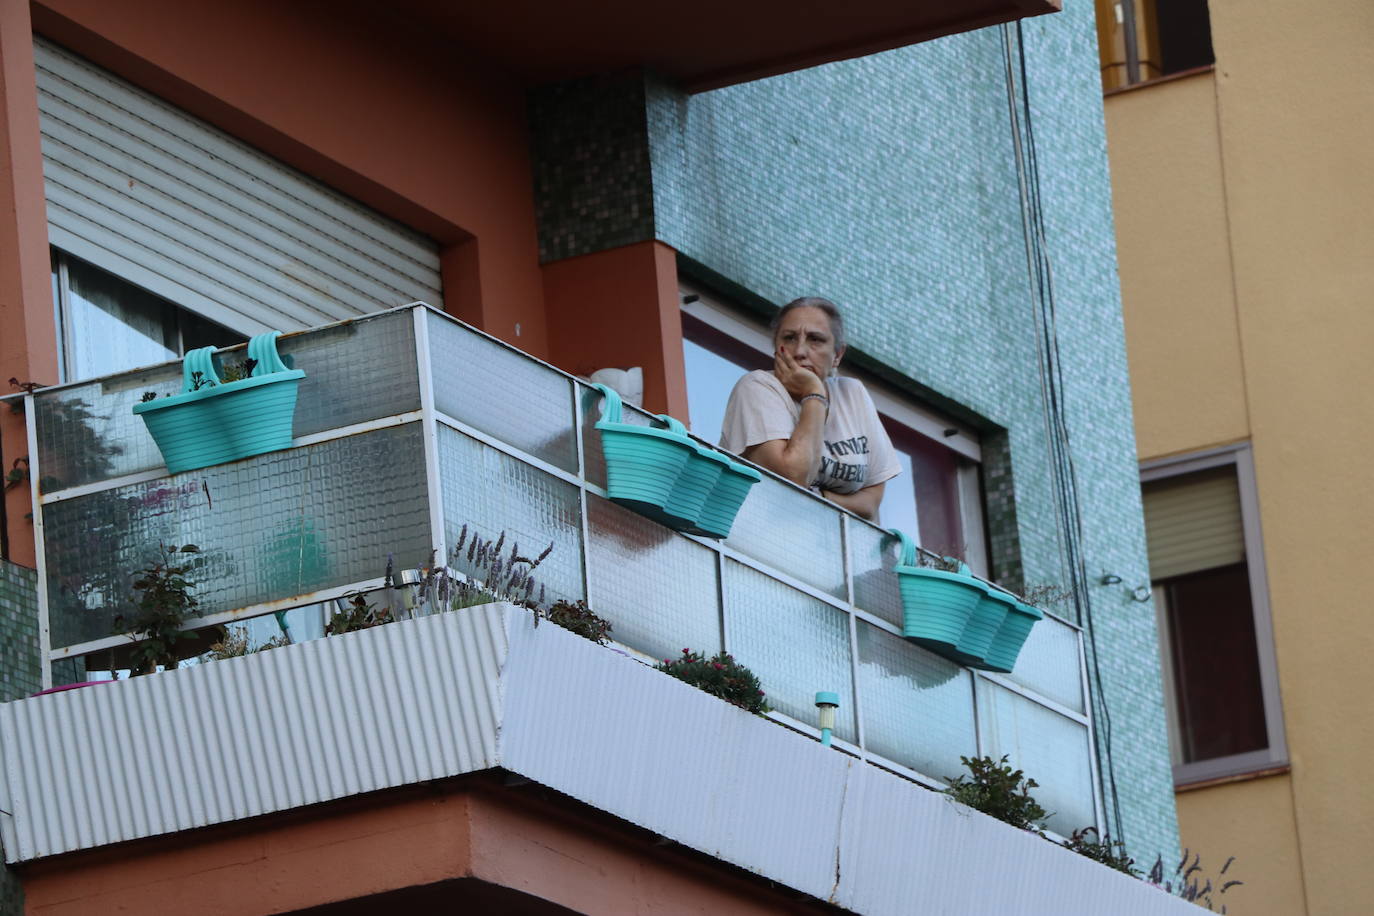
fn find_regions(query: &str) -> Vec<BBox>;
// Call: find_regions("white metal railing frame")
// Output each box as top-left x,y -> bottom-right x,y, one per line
14,302 -> 1102,833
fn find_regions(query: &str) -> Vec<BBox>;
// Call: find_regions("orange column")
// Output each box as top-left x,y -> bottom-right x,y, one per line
0,0 -> 58,566
541,241 -> 687,419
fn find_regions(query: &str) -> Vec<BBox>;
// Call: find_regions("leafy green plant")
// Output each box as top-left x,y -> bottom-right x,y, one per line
1148,850 -> 1242,912
656,649 -> 770,714
218,359 -> 258,383
115,544 -> 203,676
325,593 -> 394,635
1064,827 -> 1138,876
943,755 -> 1049,833
542,599 -> 612,644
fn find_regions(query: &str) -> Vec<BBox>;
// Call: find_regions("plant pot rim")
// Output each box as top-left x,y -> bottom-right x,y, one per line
893,564 -> 987,588
133,369 -> 306,414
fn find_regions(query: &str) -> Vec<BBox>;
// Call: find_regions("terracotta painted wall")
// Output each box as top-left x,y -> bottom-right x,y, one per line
1108,1 -> 1374,912
31,0 -> 549,355
0,0 -> 57,567
542,241 -> 688,418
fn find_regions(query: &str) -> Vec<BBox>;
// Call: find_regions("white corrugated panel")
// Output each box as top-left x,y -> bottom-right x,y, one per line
34,38 -> 443,335
1143,466 -> 1245,581
0,608 -> 504,863
0,605 -> 1194,914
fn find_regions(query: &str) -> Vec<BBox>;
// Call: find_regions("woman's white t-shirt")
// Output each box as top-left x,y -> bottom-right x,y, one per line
719,370 -> 901,495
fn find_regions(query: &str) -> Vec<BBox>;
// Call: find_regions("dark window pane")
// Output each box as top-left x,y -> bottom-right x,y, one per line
1165,563 -> 1268,762
884,418 -> 964,556
1156,0 -> 1215,74
180,308 -> 245,353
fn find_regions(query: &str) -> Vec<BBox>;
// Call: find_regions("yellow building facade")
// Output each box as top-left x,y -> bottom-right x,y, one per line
1103,1 -> 1374,913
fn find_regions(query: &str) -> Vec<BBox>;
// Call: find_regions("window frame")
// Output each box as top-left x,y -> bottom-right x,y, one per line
50,248 -> 246,385
679,283 -> 989,577
1141,442 -> 1288,785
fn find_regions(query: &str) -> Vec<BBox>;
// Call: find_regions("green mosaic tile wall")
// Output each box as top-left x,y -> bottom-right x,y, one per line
641,9 -> 1178,865
528,73 -> 657,263
0,560 -> 38,916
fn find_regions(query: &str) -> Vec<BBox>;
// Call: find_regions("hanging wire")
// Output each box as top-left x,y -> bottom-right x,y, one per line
1001,20 -> 1127,846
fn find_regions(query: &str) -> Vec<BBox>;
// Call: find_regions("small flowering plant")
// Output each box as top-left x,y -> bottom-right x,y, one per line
655,649 -> 770,715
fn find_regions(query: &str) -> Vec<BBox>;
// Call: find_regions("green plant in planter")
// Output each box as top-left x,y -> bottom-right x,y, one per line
656,649 -> 770,714
943,754 -> 1049,834
326,593 -> 394,635
1064,827 -> 1138,877
115,544 -> 203,676
542,599 -> 612,644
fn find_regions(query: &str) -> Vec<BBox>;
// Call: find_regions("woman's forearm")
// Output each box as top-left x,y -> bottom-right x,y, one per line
822,482 -> 886,521
742,397 -> 828,487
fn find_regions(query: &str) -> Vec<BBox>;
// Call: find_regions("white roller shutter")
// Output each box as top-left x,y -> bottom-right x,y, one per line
34,37 -> 443,335
1142,465 -> 1245,581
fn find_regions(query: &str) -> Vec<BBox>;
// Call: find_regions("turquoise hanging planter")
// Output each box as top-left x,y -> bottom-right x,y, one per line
133,332 -> 305,474
889,528 -> 986,661
687,456 -> 761,540
952,586 -> 1018,668
980,597 -> 1044,673
593,384 -> 698,528
592,385 -> 759,538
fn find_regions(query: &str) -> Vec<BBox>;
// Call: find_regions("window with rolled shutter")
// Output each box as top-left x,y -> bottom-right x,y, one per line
1142,465 -> 1244,580
34,37 -> 443,338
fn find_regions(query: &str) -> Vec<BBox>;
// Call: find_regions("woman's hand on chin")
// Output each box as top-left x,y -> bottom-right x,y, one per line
774,347 -> 826,401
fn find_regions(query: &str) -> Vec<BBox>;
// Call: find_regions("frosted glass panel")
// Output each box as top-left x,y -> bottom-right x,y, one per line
280,309 -> 420,435
1004,617 -> 1084,713
586,494 -> 720,663
857,622 -> 975,781
45,423 -> 432,648
723,560 -> 855,742
976,679 -> 1096,836
438,425 -> 585,606
33,310 -> 420,493
724,476 -> 845,599
851,522 -> 904,628
34,366 -> 180,491
429,313 -> 577,472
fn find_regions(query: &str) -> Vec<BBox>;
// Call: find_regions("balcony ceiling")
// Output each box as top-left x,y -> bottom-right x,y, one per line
384,0 -> 1061,91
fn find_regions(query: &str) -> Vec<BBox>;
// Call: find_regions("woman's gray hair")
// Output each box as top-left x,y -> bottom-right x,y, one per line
770,297 -> 847,353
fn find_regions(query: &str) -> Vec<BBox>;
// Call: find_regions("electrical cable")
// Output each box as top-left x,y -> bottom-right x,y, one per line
1001,20 -> 1128,847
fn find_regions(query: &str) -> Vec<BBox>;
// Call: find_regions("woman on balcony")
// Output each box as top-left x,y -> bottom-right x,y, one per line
719,297 -> 900,522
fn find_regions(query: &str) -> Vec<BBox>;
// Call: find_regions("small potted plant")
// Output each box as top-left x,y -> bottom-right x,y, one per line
656,648 -> 770,714
133,331 -> 305,474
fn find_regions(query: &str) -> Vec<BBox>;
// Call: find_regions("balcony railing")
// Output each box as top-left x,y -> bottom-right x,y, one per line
21,304 -> 1099,836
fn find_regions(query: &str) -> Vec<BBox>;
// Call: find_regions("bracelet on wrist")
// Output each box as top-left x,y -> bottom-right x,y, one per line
800,392 -> 830,412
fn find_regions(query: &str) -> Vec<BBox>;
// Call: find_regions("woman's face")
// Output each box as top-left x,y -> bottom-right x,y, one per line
775,306 -> 843,376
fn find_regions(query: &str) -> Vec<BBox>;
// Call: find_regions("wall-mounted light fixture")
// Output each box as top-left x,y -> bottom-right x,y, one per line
815,691 -> 839,748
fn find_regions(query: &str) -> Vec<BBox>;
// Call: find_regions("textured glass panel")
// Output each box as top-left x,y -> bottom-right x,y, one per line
580,380 -> 658,489
586,494 -> 720,663
857,622 -> 975,781
45,424 -> 432,647
977,679 -> 1096,836
723,560 -> 855,741
280,309 -> 420,436
438,426 -> 585,605
1004,617 -> 1084,713
724,474 -> 845,598
33,309 -> 421,493
429,312 -> 577,472
850,520 -> 904,627
34,365 -> 181,490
